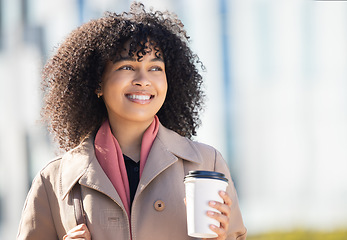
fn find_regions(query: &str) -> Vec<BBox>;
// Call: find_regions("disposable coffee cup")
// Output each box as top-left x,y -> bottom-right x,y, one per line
184,170 -> 229,238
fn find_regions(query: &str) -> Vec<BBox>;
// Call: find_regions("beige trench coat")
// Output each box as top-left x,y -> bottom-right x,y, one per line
17,123 -> 247,240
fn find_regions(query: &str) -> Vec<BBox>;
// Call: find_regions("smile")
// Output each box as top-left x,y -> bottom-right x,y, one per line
125,94 -> 154,104
126,94 -> 153,100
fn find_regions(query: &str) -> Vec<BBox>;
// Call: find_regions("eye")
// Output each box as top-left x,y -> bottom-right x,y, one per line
149,66 -> 163,72
117,65 -> 134,71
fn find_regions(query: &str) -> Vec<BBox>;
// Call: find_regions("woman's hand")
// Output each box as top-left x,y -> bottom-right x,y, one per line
204,191 -> 232,240
63,224 -> 91,240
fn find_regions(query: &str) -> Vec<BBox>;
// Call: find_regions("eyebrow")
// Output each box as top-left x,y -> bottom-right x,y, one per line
114,56 -> 164,63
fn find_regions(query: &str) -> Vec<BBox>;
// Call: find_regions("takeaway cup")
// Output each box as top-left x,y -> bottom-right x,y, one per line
184,170 -> 229,238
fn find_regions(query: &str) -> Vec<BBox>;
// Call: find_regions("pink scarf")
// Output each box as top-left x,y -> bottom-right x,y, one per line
94,116 -> 159,218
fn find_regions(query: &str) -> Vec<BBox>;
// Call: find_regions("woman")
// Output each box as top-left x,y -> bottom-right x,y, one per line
17,3 -> 247,240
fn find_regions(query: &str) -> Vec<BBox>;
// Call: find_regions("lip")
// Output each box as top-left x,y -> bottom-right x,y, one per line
125,92 -> 154,104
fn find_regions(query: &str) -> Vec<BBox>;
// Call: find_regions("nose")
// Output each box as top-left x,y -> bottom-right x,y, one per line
132,70 -> 151,87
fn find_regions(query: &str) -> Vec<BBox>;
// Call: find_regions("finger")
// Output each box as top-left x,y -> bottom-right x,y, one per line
207,210 -> 229,228
209,200 -> 231,218
219,191 -> 232,207
209,224 -> 227,238
68,230 -> 88,238
64,224 -> 91,240
63,237 -> 86,240
66,224 -> 85,234
78,224 -> 91,240
63,234 -> 87,240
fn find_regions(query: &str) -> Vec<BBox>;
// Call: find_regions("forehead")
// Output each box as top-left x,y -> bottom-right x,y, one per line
112,39 -> 163,62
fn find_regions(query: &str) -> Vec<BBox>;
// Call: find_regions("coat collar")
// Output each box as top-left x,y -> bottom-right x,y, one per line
155,123 -> 203,164
59,123 -> 202,200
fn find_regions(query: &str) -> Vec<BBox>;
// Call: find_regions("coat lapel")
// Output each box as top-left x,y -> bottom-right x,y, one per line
78,155 -> 125,210
60,137 -> 125,210
137,123 -> 203,194
137,137 -> 178,193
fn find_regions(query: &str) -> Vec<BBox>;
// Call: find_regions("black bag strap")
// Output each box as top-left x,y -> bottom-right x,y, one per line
72,184 -> 86,225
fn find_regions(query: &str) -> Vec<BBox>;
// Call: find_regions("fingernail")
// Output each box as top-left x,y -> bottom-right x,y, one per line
210,224 -> 217,229
207,211 -> 215,216
210,201 -> 216,206
220,191 -> 226,196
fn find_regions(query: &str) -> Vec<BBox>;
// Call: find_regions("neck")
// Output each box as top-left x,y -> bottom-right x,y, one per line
108,117 -> 154,162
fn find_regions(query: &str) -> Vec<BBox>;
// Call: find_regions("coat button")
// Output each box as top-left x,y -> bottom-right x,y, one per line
154,200 -> 165,211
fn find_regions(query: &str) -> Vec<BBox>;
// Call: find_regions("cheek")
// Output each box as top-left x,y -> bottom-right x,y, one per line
162,82 -> 168,95
160,77 -> 168,95
102,77 -> 124,96
101,84 -> 123,108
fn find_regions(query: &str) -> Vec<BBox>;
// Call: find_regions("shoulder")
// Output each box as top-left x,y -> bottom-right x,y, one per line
186,136 -> 221,162
38,136 -> 94,180
158,123 -> 213,147
38,157 -> 62,179
25,157 -> 63,202
157,123 -> 223,164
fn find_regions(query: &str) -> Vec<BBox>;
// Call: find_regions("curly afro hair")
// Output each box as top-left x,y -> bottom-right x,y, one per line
42,2 -> 205,151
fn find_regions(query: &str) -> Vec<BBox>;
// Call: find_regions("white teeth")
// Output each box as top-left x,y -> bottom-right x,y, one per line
128,94 -> 151,100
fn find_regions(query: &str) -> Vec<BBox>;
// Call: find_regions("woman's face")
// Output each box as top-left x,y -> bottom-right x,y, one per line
100,44 -> 167,126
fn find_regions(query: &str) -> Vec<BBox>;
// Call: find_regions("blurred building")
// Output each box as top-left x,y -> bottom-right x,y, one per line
0,0 -> 347,239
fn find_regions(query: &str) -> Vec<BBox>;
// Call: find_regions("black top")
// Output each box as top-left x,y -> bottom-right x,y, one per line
123,155 -> 140,208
